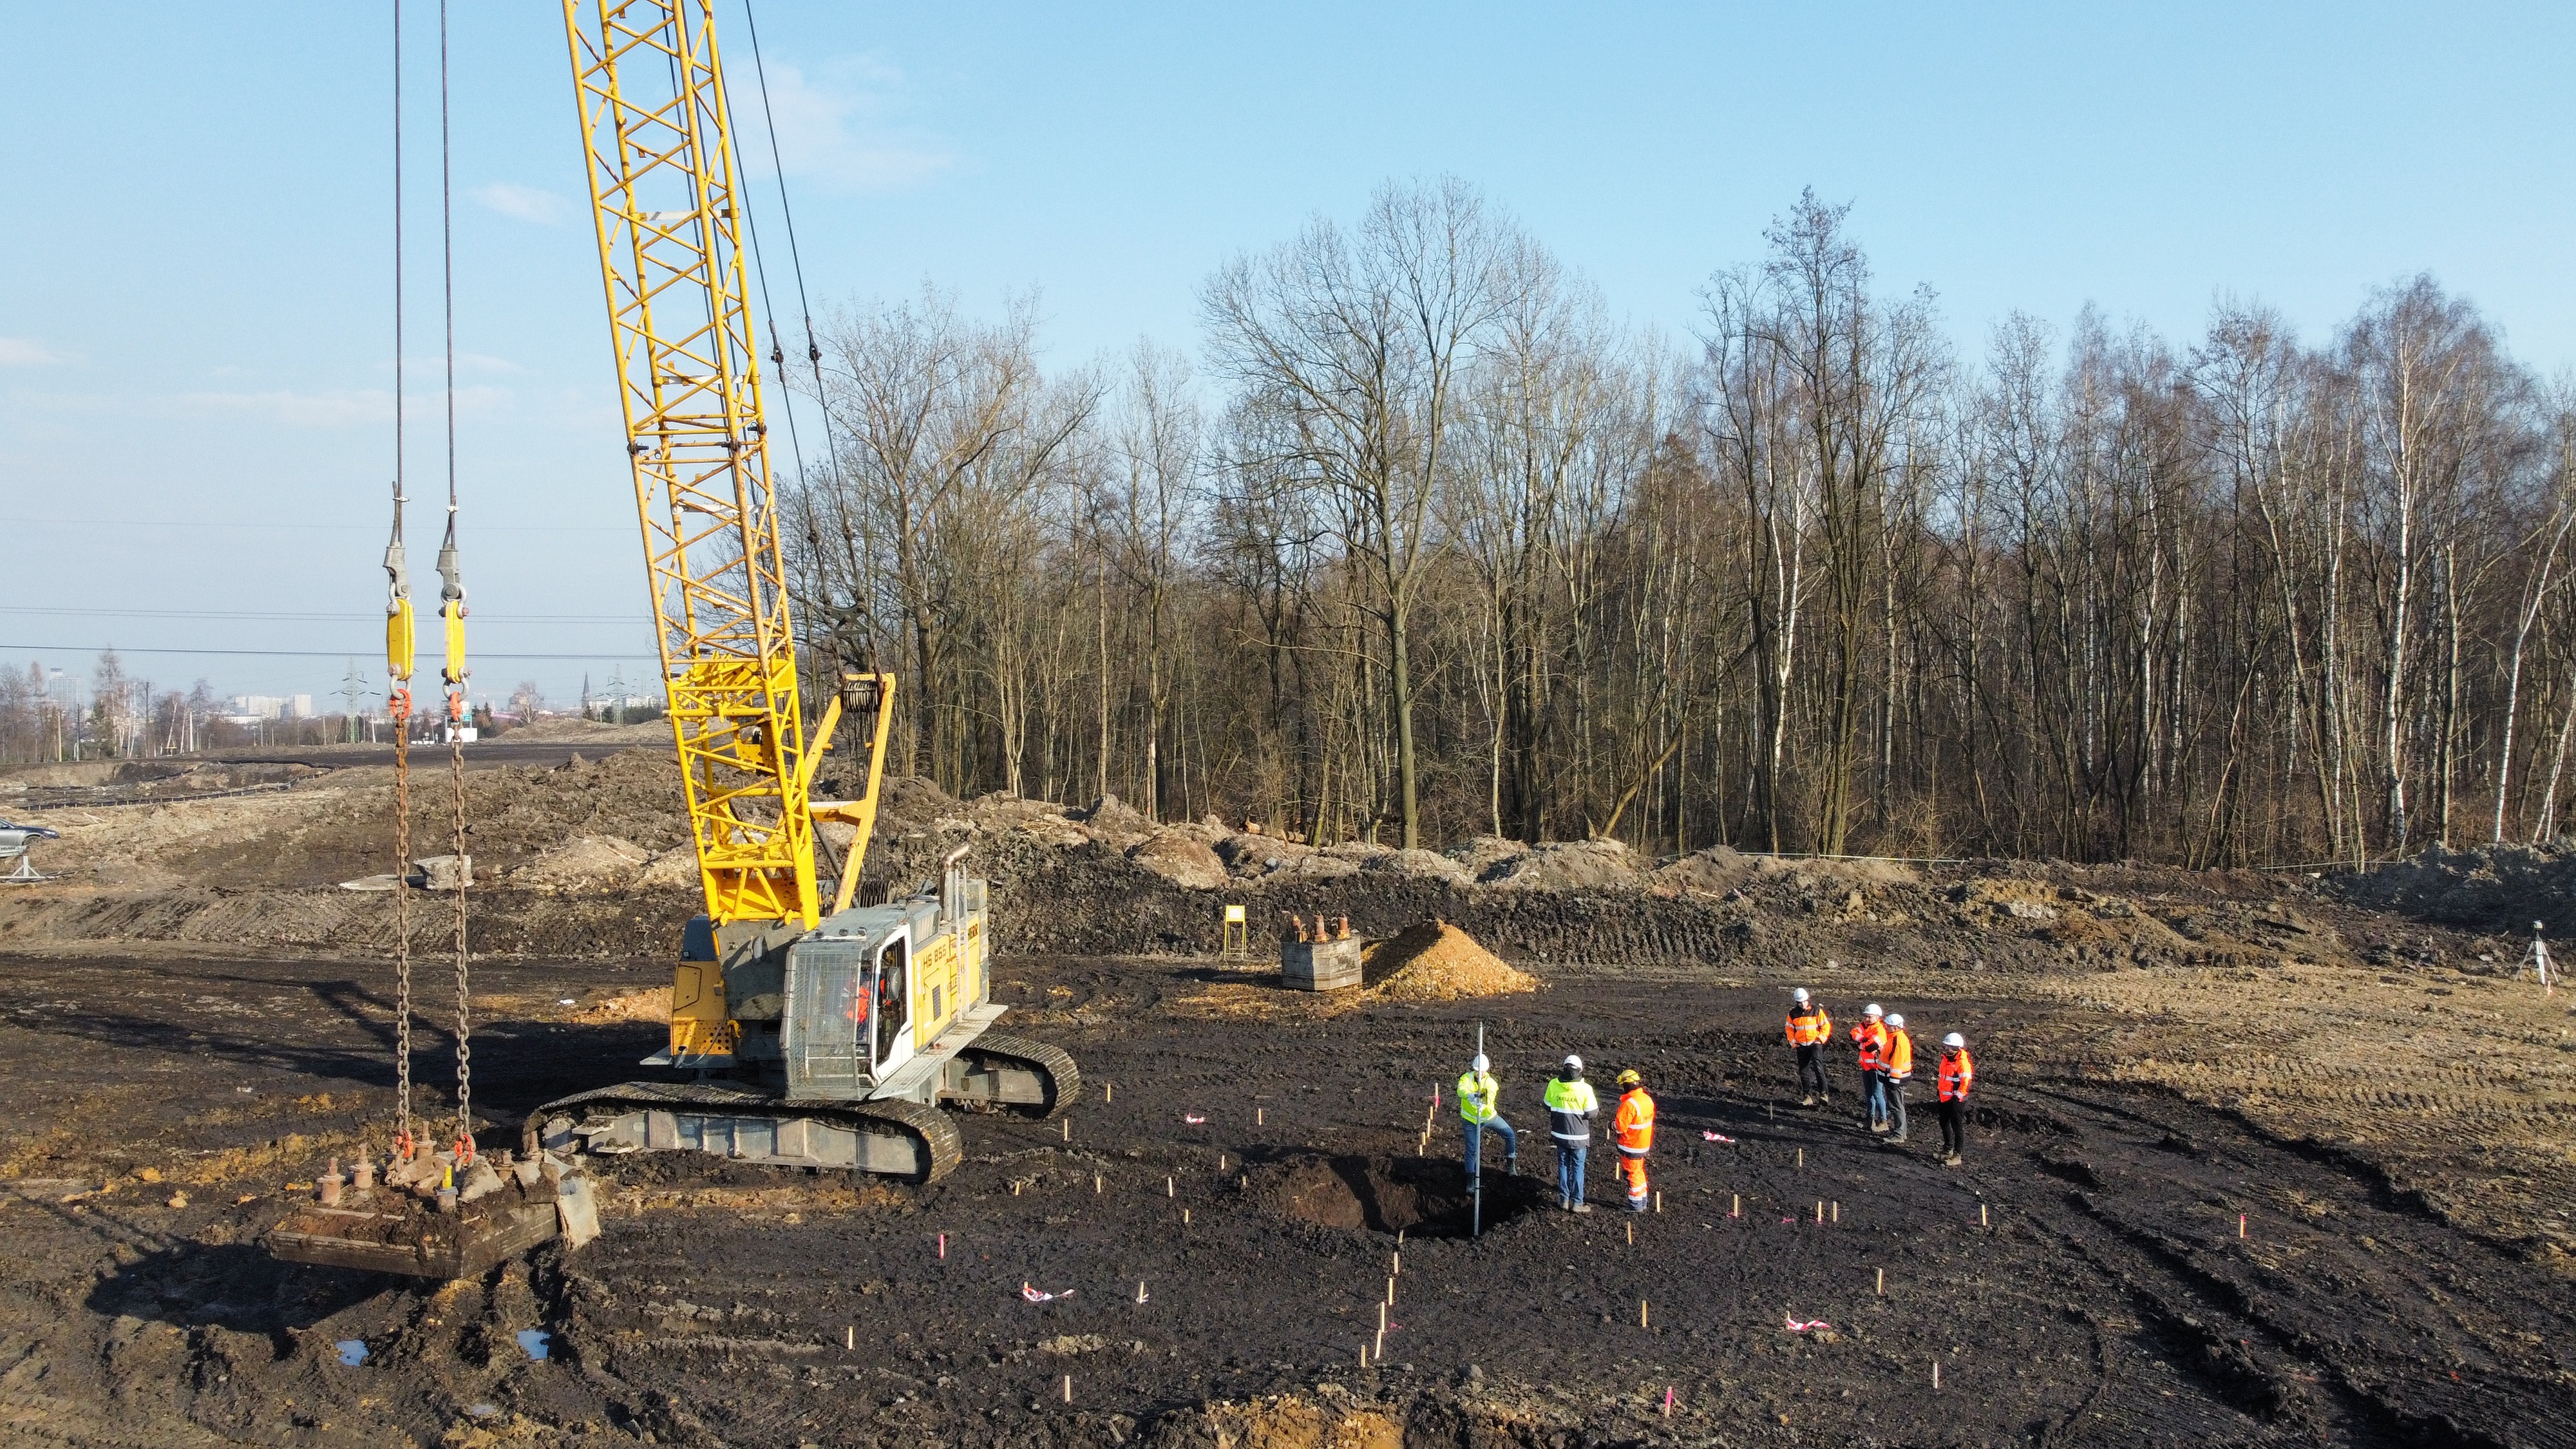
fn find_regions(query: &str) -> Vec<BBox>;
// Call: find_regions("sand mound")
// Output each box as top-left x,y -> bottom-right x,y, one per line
509,835 -> 649,892
1362,920 -> 1540,1001
573,987 -> 670,1024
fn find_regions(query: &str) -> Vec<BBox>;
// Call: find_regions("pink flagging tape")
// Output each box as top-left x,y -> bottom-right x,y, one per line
1785,1314 -> 1833,1333
1021,1283 -> 1077,1303
1182,1113 -> 1207,1124
1702,1132 -> 1735,1142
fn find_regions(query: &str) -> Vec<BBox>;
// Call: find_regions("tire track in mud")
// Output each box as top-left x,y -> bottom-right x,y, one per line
1980,1086 -> 2576,1449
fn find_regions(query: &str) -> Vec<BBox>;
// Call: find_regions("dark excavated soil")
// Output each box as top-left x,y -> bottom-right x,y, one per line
0,949 -> 2570,1447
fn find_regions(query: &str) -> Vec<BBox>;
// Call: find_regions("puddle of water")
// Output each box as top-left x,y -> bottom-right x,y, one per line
334,1340 -> 368,1367
515,1329 -> 551,1361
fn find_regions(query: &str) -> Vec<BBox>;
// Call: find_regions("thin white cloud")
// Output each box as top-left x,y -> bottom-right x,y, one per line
472,182 -> 573,225
752,57 -> 952,191
178,388 -> 392,428
0,337 -> 66,366
174,386 -> 511,429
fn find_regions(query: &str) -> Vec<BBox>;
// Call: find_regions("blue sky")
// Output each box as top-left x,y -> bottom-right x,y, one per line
4,2 -> 2570,712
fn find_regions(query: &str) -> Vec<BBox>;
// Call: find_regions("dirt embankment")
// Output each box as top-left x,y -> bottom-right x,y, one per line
7,748 -> 2575,1269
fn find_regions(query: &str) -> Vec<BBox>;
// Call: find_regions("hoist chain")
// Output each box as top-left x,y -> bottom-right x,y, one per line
392,697 -> 413,1159
450,719 -> 471,1155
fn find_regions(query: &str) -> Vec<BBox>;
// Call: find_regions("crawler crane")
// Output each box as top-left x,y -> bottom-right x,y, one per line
526,0 -> 1075,1182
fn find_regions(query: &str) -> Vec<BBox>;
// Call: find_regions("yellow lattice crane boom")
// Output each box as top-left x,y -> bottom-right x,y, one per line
565,0 -> 823,938
538,1 -> 1072,1186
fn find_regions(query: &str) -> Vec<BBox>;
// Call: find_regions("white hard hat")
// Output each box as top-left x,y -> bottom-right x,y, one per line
1944,1033 -> 1965,1048
1792,987 -> 1810,1003
1886,1014 -> 1905,1029
1563,1054 -> 1584,1072
1471,1054 -> 1490,1073
1863,1003 -> 1883,1018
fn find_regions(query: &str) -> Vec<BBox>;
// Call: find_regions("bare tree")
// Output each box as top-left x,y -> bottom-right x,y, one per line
1202,178 -> 1513,848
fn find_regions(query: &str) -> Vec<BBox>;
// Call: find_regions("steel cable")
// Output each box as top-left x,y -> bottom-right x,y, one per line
437,0 -> 471,1155
390,0 -> 414,1161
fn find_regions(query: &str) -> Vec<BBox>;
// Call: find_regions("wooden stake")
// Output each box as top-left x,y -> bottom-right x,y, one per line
1627,1221 -> 1634,1245
1094,1174 -> 1102,1194
1392,1251 -> 1400,1276
1378,1301 -> 1387,1331
1832,1200 -> 1839,1224
1374,1327 -> 1385,1359
1166,1176 -> 1174,1197
1182,1208 -> 1190,1224
2239,1213 -> 2248,1238
1256,1106 -> 1265,1126
1980,1203 -> 1988,1227
1876,1267 -> 1884,1296
1797,1148 -> 1803,1168
1218,1153 -> 1227,1171
1104,1083 -> 1112,1103
1359,1343 -> 1368,1368
1932,1360 -> 1940,1390
846,1325 -> 855,1350
1815,1200 -> 1824,1224
938,1232 -> 946,1258
1137,1281 -> 1147,1304
1386,1277 -> 1396,1305
1663,1386 -> 1674,1417
1062,1117 -> 1071,1142
1640,1299 -> 1649,1329
1063,1374 -> 1073,1403
1731,1193 -> 1739,1218
1654,1191 -> 1662,1213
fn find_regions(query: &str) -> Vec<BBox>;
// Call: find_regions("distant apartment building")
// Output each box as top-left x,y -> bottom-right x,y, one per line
225,694 -> 314,721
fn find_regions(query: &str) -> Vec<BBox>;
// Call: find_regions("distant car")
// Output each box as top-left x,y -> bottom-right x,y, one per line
0,817 -> 61,882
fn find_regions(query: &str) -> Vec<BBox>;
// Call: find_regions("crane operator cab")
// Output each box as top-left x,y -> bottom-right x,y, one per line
549,850 -> 1074,1184
650,851 -> 1027,1105
777,874 -> 990,1101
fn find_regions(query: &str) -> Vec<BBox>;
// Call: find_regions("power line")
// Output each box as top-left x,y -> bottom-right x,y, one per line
0,607 -> 647,623
0,643 -> 660,661
0,518 -> 623,533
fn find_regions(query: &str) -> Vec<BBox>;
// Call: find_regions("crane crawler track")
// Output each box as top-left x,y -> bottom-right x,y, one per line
527,1080 -> 963,1183
955,1033 -> 1081,1118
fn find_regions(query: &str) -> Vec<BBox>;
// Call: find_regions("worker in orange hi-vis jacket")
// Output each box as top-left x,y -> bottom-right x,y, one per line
1785,987 -> 1833,1106
1611,1069 -> 1655,1213
1879,1014 -> 1917,1145
1936,1033 -> 1975,1166
1851,1003 -> 1889,1132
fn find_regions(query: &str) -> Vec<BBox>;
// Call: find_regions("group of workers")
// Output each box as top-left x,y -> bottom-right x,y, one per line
1454,987 -> 1976,1213
1785,989 -> 1975,1162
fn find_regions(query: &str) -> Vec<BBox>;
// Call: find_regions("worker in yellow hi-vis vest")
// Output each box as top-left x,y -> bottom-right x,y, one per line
1542,1056 -> 1599,1213
1455,1054 -> 1517,1182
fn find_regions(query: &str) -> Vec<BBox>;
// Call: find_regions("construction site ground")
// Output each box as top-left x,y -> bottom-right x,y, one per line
1,748 -> 2573,1447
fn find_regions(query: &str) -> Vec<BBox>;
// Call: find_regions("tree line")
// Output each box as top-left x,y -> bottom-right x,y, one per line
778,182 -> 2576,868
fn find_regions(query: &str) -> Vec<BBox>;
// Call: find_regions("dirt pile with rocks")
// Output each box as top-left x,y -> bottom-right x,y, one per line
2340,840 -> 2576,938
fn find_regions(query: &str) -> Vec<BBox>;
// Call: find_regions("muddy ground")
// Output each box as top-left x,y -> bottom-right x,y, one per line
0,942 -> 2570,1449
3,747 -> 2574,1445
